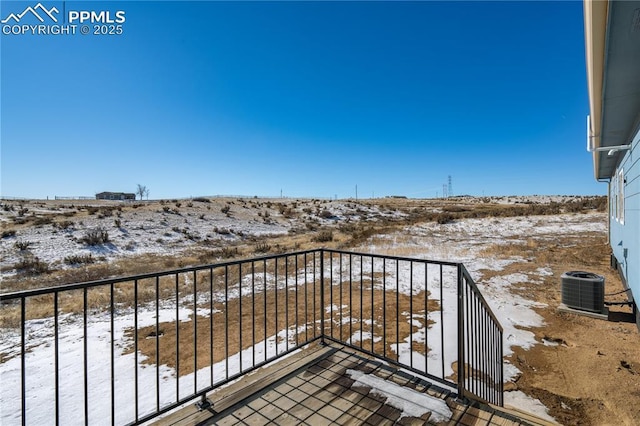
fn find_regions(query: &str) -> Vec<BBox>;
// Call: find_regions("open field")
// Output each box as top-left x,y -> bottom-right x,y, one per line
2,195 -> 638,425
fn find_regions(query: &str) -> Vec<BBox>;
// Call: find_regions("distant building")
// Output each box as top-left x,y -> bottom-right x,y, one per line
96,192 -> 136,201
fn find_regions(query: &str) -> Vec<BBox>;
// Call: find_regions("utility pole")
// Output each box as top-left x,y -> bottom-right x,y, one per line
355,184 -> 358,201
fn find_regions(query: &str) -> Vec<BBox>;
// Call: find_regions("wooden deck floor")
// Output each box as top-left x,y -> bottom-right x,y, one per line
153,343 -> 556,426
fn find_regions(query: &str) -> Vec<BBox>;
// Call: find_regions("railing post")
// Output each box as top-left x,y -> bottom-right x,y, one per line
456,263 -> 466,401
320,249 -> 325,345
499,326 -> 504,406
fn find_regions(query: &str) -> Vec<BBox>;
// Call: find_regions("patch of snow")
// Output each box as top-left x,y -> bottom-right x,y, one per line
0,302 -> 309,425
347,369 -> 453,422
504,391 -> 556,423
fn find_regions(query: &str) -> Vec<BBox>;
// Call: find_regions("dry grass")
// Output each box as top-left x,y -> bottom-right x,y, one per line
123,281 -> 440,377
0,197 -> 606,329
478,238 -> 540,259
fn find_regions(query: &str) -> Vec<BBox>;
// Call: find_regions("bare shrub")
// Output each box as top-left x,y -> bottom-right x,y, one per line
33,216 -> 53,226
319,209 -> 333,219
436,213 -> 454,224
64,254 -> 95,265
15,256 -> 49,275
81,228 -> 109,246
214,247 -> 239,259
14,240 -> 31,251
54,220 -> 74,230
193,197 -> 210,203
313,230 -> 334,243
254,242 -> 271,254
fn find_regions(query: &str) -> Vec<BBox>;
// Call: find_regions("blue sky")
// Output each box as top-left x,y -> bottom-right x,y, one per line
1,1 -> 603,199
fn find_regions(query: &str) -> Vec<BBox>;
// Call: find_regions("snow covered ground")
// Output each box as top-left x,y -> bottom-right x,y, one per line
0,198 -> 606,424
0,198 -> 405,277
354,212 -> 605,421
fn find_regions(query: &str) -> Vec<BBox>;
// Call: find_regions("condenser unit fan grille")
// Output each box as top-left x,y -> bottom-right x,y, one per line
561,271 -> 605,313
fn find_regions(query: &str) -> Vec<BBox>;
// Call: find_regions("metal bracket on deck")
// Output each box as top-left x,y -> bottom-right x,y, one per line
195,395 -> 212,411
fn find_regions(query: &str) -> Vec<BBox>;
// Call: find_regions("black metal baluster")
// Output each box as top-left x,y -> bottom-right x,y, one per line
224,266 -> 229,379
320,252 -> 325,344
304,253 -> 308,342
371,256 -> 374,354
134,280 -> 139,422
193,271 -> 198,392
156,276 -> 160,412
440,265 -> 444,379
457,265 -> 465,399
21,297 -> 26,426
409,262 -> 413,369
396,259 -> 399,362
285,257 -> 289,352
383,259 -> 386,358
424,262 -> 428,376
275,258 -> 278,356
263,259 -> 267,359
295,255 -> 299,347
175,274 -> 180,401
359,255 -> 363,350
209,268 -> 214,385
252,261 -> 256,367
349,254 -> 353,345
83,288 -> 88,425
110,283 -> 115,426
313,252 -> 317,338
330,253 -> 333,339
54,291 -> 59,426
239,264 -> 243,372
339,254 -> 343,341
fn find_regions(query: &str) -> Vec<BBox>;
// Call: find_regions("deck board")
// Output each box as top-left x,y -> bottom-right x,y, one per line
150,343 -> 556,426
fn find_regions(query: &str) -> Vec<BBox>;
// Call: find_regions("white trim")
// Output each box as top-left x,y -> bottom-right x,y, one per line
618,168 -> 624,225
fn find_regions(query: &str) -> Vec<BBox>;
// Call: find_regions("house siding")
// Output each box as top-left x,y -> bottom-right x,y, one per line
96,192 -> 136,201
609,126 -> 640,327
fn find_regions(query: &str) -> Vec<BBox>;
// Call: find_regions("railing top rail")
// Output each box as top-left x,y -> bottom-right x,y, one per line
460,264 -> 503,333
0,249 -> 461,301
0,248 -> 322,301
321,248 -> 460,267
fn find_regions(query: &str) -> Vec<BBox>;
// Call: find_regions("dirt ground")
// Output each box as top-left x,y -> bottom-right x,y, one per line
500,236 -> 640,425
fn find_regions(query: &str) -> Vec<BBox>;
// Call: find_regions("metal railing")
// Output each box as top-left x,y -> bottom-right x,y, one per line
0,249 -> 503,426
319,249 -> 503,406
